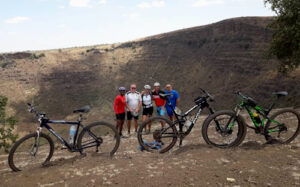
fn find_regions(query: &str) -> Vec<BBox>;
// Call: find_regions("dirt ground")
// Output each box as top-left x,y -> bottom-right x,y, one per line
1,115 -> 300,187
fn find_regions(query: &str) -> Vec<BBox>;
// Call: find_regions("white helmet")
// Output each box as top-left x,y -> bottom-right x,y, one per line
154,82 -> 160,87
144,85 -> 151,90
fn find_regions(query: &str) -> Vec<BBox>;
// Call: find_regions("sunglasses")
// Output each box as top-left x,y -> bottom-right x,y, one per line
131,87 -> 136,89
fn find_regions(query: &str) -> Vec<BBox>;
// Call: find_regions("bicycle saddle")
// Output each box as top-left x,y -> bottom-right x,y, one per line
73,105 -> 90,113
159,93 -> 173,97
272,91 -> 288,97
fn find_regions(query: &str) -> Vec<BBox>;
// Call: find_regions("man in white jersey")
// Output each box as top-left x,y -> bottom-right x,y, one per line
125,84 -> 142,135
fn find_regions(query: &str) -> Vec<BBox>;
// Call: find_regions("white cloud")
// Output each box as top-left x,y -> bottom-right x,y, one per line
4,16 -> 30,24
59,5 -> 65,9
193,0 -> 224,7
58,24 -> 67,28
69,0 -> 91,8
137,1 -> 165,9
99,0 -> 106,4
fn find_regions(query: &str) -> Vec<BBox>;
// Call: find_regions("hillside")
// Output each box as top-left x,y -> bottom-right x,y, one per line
0,16 -> 299,130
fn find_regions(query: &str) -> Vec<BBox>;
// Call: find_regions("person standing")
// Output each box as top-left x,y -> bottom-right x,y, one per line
125,84 -> 142,135
114,87 -> 126,137
164,84 -> 180,121
142,85 -> 154,133
152,82 -> 166,117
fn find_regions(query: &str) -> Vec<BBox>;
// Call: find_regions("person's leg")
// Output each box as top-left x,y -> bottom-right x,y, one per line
127,120 -> 131,134
126,112 -> 133,134
134,118 -> 138,132
142,115 -> 147,132
119,120 -> 124,135
166,107 -> 174,122
148,107 -> 153,131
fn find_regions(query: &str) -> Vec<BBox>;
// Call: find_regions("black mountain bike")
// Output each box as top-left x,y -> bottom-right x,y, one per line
137,88 -> 215,153
8,103 -> 120,172
202,91 -> 300,148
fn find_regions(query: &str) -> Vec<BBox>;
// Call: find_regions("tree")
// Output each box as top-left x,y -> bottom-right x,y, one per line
264,0 -> 300,73
0,95 -> 18,153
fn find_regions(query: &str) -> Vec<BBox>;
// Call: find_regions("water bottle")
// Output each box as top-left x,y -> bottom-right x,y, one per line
253,113 -> 262,125
184,119 -> 193,129
69,125 -> 77,144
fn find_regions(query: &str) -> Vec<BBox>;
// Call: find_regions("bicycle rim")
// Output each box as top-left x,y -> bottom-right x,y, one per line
78,122 -> 120,157
266,109 -> 300,143
204,113 -> 244,147
9,133 -> 53,171
137,117 -> 177,153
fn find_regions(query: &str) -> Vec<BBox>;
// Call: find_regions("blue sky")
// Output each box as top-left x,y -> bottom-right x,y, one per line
0,0 -> 274,52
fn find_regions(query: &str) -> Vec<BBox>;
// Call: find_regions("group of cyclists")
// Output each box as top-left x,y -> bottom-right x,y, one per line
114,82 -> 180,137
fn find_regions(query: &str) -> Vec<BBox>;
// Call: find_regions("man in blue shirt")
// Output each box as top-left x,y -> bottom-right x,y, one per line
164,84 -> 180,121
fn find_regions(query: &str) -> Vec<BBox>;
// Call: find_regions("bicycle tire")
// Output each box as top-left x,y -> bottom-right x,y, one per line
137,117 -> 178,153
77,121 -> 120,157
202,110 -> 247,148
8,133 -> 54,172
265,108 -> 300,143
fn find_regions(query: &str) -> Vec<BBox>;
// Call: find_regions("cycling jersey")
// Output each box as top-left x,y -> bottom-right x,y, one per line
125,91 -> 141,111
142,93 -> 152,108
152,90 -> 165,107
114,95 -> 126,114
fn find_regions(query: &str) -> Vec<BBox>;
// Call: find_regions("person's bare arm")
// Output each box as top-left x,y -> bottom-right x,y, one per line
136,101 -> 142,112
126,102 -> 133,113
176,98 -> 180,107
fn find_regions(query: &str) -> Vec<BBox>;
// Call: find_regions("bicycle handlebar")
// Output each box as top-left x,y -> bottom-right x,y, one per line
200,88 -> 215,102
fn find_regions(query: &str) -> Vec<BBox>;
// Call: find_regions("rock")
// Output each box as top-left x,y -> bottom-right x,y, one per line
227,178 -> 236,182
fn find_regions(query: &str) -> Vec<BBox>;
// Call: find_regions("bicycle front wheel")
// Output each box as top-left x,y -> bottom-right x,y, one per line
77,122 -> 120,157
137,117 -> 178,153
265,109 -> 300,143
202,110 -> 247,148
8,133 -> 54,172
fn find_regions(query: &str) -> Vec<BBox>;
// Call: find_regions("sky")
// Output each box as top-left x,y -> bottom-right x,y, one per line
0,0 -> 275,52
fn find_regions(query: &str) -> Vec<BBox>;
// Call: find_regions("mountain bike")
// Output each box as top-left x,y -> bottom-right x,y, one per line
137,88 -> 215,153
8,103 -> 120,172
202,91 -> 300,148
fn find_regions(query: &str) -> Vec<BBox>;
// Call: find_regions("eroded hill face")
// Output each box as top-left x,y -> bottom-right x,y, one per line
0,17 -> 299,129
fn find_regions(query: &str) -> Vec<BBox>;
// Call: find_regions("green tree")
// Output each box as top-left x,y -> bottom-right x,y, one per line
264,0 -> 300,73
0,95 -> 18,153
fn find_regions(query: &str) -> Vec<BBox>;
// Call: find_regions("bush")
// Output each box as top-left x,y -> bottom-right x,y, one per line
0,60 -> 15,69
0,95 -> 18,153
29,53 -> 45,60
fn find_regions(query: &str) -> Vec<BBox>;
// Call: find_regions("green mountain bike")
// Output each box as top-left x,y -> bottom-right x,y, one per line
202,91 -> 300,148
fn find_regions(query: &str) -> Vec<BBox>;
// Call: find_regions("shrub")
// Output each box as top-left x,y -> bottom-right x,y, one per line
0,95 -> 18,153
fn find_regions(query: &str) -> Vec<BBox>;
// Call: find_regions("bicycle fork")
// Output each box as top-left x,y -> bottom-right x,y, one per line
31,127 -> 42,156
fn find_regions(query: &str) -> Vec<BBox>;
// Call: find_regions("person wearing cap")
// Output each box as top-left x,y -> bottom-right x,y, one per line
114,87 -> 126,137
152,82 -> 166,118
164,84 -> 180,121
125,84 -> 142,135
142,84 -> 154,133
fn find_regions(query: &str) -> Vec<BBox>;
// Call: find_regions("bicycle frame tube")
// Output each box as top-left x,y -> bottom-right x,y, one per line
41,120 -> 80,150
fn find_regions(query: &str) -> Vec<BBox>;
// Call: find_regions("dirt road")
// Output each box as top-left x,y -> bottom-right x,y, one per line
1,116 -> 300,187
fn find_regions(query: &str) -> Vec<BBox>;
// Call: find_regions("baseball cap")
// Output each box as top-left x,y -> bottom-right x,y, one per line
154,82 -> 160,87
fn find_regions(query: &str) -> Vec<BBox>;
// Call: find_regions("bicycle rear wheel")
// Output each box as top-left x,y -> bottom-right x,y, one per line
137,117 -> 178,153
202,110 -> 246,148
265,109 -> 300,143
77,122 -> 120,157
8,133 -> 54,172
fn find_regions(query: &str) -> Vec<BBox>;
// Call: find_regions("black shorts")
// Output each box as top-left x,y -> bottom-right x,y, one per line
116,113 -> 125,120
143,107 -> 153,116
127,111 -> 139,120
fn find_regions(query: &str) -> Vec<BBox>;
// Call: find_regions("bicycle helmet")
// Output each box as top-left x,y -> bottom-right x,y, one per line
144,85 -> 151,90
154,82 -> 160,87
119,87 -> 126,91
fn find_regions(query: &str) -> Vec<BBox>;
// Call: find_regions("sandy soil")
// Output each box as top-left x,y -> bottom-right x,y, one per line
1,116 -> 300,187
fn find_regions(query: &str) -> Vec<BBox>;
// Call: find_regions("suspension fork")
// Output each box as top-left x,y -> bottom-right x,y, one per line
225,106 -> 242,130
32,127 -> 43,156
